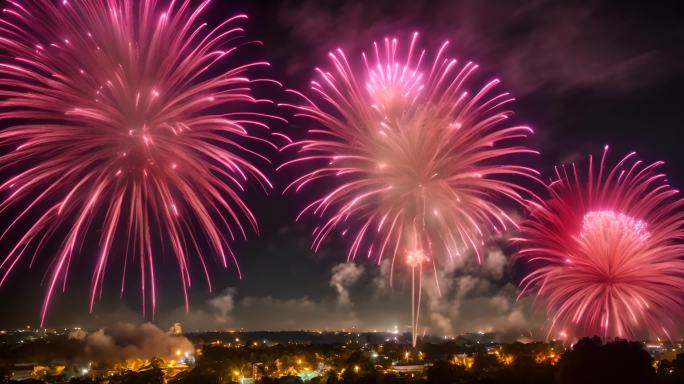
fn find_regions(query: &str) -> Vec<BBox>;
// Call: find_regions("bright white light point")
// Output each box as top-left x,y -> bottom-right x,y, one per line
581,210 -> 649,240
171,163 -> 177,169
406,249 -> 429,268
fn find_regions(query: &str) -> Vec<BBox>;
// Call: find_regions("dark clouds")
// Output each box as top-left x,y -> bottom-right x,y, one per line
265,0 -> 684,179
274,0 -> 682,96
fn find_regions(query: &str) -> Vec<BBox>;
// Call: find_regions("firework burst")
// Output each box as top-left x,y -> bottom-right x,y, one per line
516,146 -> 684,340
0,0 -> 281,325
281,33 -> 538,344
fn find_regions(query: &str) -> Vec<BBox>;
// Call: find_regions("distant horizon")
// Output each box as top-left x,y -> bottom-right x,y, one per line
5,325 -> 681,345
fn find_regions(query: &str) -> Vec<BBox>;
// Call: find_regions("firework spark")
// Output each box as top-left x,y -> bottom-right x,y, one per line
281,33 -> 538,345
516,146 -> 684,340
0,0 -> 281,325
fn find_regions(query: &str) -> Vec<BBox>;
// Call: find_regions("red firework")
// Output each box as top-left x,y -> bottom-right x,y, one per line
516,146 -> 684,340
0,0 -> 281,325
281,33 -> 538,345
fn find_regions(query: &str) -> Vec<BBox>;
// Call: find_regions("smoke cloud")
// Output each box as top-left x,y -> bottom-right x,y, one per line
329,262 -> 364,306
207,287 -> 236,324
68,323 -> 193,364
415,245 -> 544,341
170,263 -> 366,331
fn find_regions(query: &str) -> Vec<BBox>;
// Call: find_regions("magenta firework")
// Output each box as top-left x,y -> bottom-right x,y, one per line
0,0 -> 279,325
282,33 -> 538,344
516,146 -> 684,340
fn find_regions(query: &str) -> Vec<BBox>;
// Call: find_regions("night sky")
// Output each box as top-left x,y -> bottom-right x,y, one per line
0,0 -> 682,340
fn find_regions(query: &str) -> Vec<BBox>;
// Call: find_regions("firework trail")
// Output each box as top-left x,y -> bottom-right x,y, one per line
0,0 -> 282,325
281,33 -> 538,345
516,146 -> 684,340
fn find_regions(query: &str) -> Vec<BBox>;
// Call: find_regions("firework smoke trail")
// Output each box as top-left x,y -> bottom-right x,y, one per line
0,0 -> 283,325
281,33 -> 538,346
516,146 -> 684,340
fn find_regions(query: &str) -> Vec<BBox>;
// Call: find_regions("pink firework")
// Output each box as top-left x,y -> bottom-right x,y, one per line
281,33 -> 538,344
516,146 -> 684,340
0,0 -> 280,325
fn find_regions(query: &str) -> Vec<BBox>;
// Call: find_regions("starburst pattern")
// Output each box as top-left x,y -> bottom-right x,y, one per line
516,146 -> 684,339
0,0 -> 280,325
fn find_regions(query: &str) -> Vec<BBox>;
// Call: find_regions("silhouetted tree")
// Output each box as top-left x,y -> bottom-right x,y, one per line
657,352 -> 684,384
488,354 -> 555,384
325,370 -> 340,384
426,360 -> 471,383
340,369 -> 359,384
170,368 -> 222,384
110,367 -> 164,384
0,359 -> 10,381
275,375 -> 303,384
558,337 -> 655,384
472,352 -> 502,375
68,378 -> 99,384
